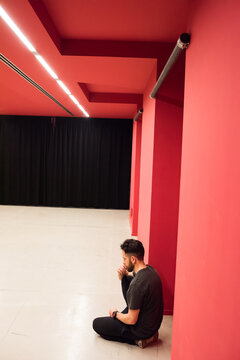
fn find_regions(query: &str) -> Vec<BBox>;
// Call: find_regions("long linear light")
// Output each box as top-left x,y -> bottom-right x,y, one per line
34,53 -> 58,80
56,79 -> 71,95
69,94 -> 79,105
0,5 -> 89,117
0,5 -> 36,52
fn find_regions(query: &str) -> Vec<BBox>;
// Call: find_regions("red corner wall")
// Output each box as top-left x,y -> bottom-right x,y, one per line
137,67 -> 157,261
172,0 -> 240,359
136,57 -> 184,313
129,118 -> 142,236
149,98 -> 183,314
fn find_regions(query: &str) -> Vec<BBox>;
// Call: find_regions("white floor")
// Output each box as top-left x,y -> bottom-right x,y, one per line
0,206 -> 172,360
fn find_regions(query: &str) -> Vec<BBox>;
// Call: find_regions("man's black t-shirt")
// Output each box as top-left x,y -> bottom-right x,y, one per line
126,265 -> 163,339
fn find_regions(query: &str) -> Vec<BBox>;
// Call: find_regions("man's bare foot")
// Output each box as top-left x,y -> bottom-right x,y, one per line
135,331 -> 159,349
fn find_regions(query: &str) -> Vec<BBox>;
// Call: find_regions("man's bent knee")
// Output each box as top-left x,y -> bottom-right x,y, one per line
92,317 -> 101,334
92,316 -> 111,335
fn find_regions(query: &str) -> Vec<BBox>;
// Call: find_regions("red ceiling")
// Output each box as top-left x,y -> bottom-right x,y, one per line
0,0 -> 190,118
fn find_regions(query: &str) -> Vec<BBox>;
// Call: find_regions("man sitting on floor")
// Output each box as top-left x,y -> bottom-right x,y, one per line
93,239 -> 164,348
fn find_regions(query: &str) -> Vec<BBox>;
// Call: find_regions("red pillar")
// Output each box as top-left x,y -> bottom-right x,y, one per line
136,58 -> 184,313
137,67 -> 157,261
129,118 -> 142,236
149,98 -> 183,314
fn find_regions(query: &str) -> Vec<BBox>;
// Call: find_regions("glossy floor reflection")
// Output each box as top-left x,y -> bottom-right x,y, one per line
0,206 -> 172,359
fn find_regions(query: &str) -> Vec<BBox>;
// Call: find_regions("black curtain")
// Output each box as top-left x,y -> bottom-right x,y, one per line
0,115 -> 132,209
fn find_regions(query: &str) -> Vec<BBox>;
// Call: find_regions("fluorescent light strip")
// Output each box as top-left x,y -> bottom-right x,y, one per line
0,5 -> 89,118
69,94 -> 79,105
68,95 -> 89,117
56,80 -> 71,95
34,54 -> 58,79
0,5 -> 36,52
77,103 -> 90,118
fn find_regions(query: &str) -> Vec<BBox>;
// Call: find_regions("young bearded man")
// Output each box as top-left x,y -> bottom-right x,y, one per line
92,239 -> 164,348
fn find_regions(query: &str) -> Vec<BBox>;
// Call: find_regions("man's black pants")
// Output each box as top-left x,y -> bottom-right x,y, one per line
92,275 -> 138,344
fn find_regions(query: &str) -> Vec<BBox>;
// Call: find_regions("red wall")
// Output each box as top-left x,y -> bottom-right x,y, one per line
149,98 -> 183,314
129,118 -> 142,236
172,0 -> 240,359
137,67 -> 157,260
136,56 -> 184,313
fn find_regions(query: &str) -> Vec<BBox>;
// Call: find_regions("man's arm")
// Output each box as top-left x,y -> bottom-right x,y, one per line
109,308 -> 140,325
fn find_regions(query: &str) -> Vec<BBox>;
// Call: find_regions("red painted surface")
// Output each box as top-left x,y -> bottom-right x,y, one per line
41,0 -> 190,41
0,0 -> 189,118
135,51 -> 185,313
78,83 -> 90,102
129,118 -> 142,236
89,93 -> 142,105
129,121 -> 136,232
28,0 -> 61,51
137,67 -> 157,262
149,99 -> 183,314
61,39 -> 173,59
78,84 -> 142,108
172,0 -> 240,359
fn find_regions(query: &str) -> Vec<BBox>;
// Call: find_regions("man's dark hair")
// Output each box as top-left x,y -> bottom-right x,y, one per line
120,239 -> 145,260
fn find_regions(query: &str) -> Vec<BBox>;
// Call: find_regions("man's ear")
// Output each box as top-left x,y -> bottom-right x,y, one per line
131,255 -> 136,264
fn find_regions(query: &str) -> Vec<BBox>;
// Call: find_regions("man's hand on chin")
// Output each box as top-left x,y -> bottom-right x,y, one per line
117,264 -> 129,280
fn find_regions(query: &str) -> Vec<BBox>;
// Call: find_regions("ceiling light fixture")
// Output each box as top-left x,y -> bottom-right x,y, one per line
0,5 -> 90,118
0,5 -> 36,53
56,80 -> 71,95
69,95 -> 90,117
69,94 -> 79,105
77,104 -> 90,118
34,54 -> 58,79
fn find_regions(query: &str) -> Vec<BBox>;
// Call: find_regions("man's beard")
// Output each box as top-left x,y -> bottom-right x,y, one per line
127,261 -> 134,272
